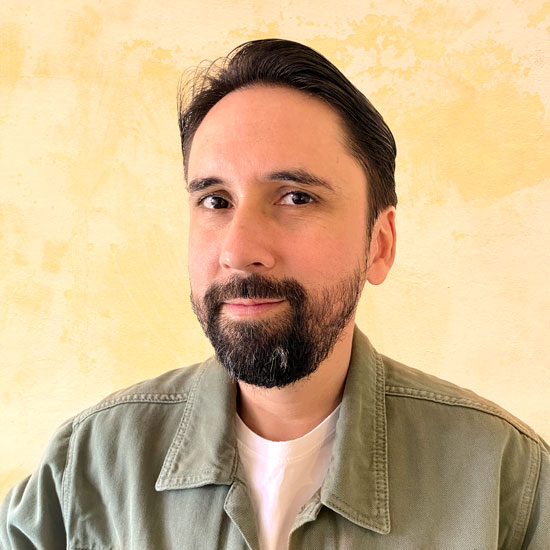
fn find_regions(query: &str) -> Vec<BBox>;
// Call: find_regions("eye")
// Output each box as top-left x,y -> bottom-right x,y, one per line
279,191 -> 314,206
199,195 -> 231,209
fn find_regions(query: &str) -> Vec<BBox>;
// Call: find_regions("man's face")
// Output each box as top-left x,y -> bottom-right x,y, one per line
187,85 -> 370,388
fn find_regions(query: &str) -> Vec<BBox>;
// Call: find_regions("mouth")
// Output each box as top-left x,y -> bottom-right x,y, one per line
221,298 -> 286,318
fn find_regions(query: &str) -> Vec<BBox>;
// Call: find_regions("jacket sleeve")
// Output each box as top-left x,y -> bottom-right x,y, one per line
521,439 -> 550,549
0,418 -> 73,550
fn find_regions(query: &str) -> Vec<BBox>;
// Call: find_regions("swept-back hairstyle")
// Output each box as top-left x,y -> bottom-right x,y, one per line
178,38 -> 397,233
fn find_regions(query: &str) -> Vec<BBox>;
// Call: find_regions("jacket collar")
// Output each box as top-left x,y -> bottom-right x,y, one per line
155,357 -> 239,490
156,326 -> 390,535
320,326 -> 390,534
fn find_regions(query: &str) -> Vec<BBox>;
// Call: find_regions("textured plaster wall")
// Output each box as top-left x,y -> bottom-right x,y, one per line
1,0 -> 549,497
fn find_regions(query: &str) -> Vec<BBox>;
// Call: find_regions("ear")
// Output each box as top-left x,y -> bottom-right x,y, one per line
366,206 -> 396,285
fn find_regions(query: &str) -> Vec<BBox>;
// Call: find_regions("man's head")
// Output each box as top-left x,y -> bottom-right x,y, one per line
180,40 -> 396,389
179,38 -> 397,235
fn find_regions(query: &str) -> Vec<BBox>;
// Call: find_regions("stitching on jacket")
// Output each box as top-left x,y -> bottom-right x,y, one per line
63,393 -> 187,534
373,351 -> 390,529
385,384 -> 545,543
229,438 -> 239,480
509,440 -> 541,549
73,393 -> 188,426
385,385 -> 541,444
58,422 -> 74,539
323,495 -> 385,533
322,350 -> 390,534
161,468 -> 232,487
163,468 -> 230,483
62,420 -> 78,532
156,364 -> 208,485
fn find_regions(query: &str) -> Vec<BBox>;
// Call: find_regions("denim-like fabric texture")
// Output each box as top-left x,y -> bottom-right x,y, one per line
1,326 -> 549,549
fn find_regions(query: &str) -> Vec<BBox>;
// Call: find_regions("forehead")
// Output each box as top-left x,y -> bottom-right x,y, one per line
187,85 -> 364,185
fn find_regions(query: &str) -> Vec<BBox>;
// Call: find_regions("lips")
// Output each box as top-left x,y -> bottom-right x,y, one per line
224,298 -> 284,306
222,299 -> 286,317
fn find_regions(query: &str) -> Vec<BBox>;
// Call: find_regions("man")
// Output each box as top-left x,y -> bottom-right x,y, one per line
1,38 -> 548,549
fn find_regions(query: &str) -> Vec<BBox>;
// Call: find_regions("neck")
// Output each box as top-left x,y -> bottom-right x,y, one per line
236,322 -> 355,441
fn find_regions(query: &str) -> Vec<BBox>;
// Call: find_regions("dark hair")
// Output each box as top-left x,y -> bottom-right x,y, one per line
178,38 -> 397,233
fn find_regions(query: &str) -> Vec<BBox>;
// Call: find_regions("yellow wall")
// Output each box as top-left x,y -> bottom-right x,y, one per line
1,0 -> 549,497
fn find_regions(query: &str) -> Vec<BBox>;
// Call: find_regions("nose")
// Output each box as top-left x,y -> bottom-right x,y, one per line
219,206 -> 276,273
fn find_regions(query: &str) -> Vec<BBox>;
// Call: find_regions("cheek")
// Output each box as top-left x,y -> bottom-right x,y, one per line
286,231 -> 351,284
307,222 -> 366,273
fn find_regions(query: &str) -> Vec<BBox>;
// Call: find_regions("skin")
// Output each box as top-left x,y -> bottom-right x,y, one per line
187,85 -> 396,441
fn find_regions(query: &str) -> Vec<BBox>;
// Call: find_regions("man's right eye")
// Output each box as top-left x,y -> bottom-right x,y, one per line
200,195 -> 230,209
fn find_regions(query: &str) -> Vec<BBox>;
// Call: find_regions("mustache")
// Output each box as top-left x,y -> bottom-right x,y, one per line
202,273 -> 307,307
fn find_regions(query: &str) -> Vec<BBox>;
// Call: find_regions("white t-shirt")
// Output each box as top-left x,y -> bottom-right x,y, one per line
235,405 -> 340,550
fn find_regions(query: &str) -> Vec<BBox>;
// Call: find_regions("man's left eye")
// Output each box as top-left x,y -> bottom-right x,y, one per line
280,192 -> 314,205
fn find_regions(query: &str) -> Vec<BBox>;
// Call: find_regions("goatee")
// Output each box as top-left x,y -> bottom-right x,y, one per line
191,269 -> 365,389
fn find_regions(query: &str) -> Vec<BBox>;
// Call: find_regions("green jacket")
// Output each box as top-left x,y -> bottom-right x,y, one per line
1,327 -> 548,549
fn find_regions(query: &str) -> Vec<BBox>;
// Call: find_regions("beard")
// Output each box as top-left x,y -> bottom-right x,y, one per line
191,268 -> 366,388
191,267 -> 366,389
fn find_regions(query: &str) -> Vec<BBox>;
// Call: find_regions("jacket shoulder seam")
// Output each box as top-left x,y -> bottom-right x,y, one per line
509,437 -> 541,549
55,420 -> 74,537
61,393 -> 188,522
73,393 -> 188,426
385,385 -> 540,445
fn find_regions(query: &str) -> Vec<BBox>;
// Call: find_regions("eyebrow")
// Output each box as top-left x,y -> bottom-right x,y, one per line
266,169 -> 335,193
187,177 -> 224,194
187,169 -> 335,194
